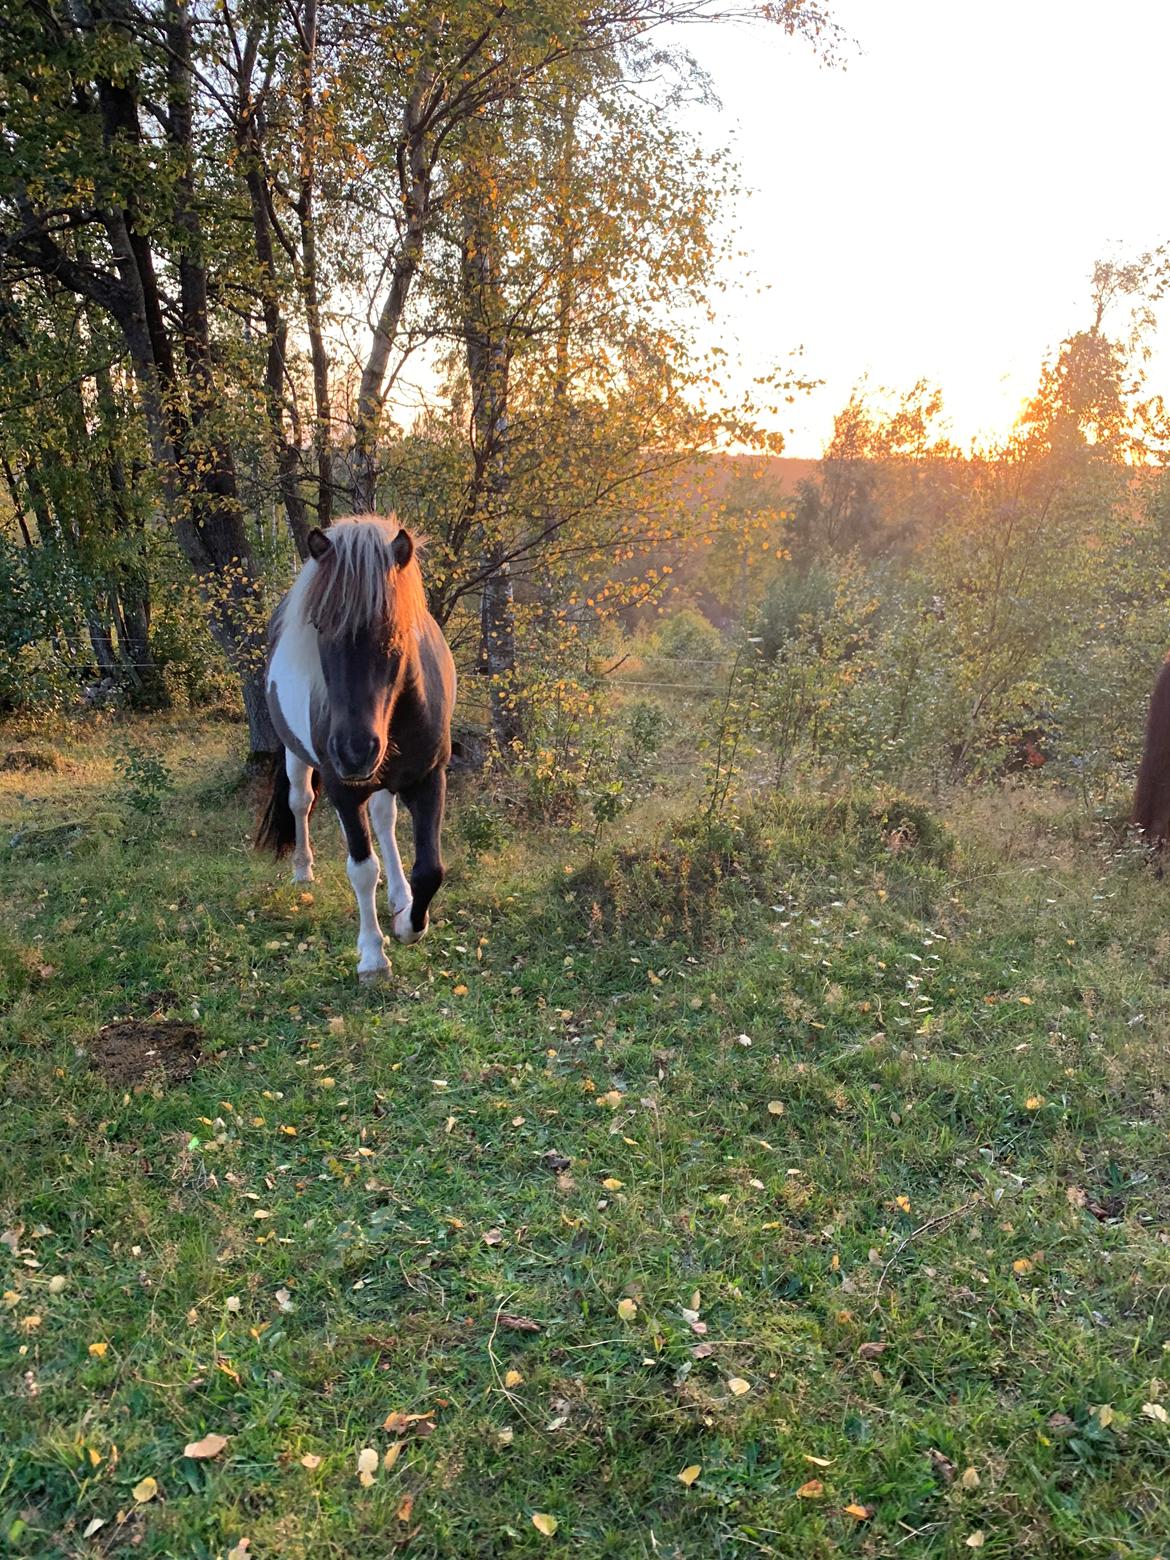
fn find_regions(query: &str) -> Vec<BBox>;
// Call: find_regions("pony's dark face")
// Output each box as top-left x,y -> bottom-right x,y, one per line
307,525 -> 414,784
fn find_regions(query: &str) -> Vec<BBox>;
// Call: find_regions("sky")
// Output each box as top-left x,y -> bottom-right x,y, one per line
675,0 -> 1170,457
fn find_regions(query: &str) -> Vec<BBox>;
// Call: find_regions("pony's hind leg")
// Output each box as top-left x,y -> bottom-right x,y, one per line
369,790 -> 412,929
287,752 -> 316,884
333,790 -> 391,982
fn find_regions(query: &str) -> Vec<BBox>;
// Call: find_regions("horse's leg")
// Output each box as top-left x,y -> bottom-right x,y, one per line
395,766 -> 446,944
369,789 -> 412,927
332,789 -> 391,982
287,752 -> 316,884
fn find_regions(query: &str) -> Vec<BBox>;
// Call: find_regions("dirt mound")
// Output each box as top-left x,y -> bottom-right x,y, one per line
89,1019 -> 202,1087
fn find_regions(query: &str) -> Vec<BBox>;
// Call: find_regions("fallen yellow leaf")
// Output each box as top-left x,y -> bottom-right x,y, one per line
1012,1257 -> 1033,1274
1142,1401 -> 1169,1424
960,1466 -> 980,1490
804,1454 -> 832,1467
532,1513 -> 558,1537
843,1502 -> 873,1519
504,1369 -> 524,1388
300,1453 -> 322,1469
797,1479 -> 824,1498
678,1464 -> 701,1486
601,1177 -> 624,1191
132,1476 -> 158,1503
617,1297 -> 638,1322
356,1447 -> 378,1487
88,1341 -> 109,1358
397,1492 -> 415,1522
383,1441 -> 403,1471
1025,1095 -> 1043,1110
767,1100 -> 785,1116
183,1433 -> 228,1460
727,1377 -> 751,1397
966,1532 -> 985,1550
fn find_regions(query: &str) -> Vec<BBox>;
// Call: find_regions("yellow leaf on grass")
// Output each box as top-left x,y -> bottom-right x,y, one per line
1142,1401 -> 1169,1424
767,1100 -> 785,1116
300,1453 -> 322,1469
727,1377 -> 751,1397
1093,1404 -> 1115,1428
797,1479 -> 824,1498
617,1298 -> 638,1322
453,984 -> 469,997
960,1466 -> 980,1489
383,1441 -> 403,1471
183,1433 -> 228,1460
1025,1096 -> 1043,1110
226,1542 -> 251,1560
132,1476 -> 158,1503
504,1369 -> 524,1388
678,1464 -> 701,1486
601,1178 -> 624,1191
1012,1258 -> 1033,1275
895,1195 -> 911,1213
48,1274 -> 67,1294
88,1341 -> 109,1358
397,1492 -> 415,1522
843,1502 -> 873,1519
965,1532 -> 985,1549
804,1454 -> 832,1467
532,1513 -> 558,1536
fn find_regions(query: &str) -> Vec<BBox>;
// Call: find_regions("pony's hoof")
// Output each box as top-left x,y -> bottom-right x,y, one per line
392,905 -> 425,945
358,963 -> 392,984
293,865 -> 315,884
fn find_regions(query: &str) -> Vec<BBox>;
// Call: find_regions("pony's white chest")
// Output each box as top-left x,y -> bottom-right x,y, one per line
268,620 -> 323,764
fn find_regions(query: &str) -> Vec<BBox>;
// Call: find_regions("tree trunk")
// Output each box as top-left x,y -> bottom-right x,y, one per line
352,77 -> 433,512
461,177 -> 521,751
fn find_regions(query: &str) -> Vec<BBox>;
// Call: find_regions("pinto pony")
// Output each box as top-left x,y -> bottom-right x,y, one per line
255,516 -> 456,980
1133,655 -> 1170,858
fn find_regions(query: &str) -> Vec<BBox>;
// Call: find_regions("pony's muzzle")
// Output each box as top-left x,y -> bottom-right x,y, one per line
328,730 -> 382,783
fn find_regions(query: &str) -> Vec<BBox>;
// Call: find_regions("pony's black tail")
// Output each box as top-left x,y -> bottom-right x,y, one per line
254,746 -> 319,858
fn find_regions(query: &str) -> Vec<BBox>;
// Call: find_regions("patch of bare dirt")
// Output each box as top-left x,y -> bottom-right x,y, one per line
89,1019 -> 202,1087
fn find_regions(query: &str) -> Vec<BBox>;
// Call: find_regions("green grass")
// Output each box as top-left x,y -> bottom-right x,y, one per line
3,715 -> 1170,1558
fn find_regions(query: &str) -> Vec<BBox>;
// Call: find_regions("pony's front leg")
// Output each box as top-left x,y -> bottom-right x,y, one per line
396,766 -> 447,945
287,752 -> 316,883
333,791 -> 391,982
368,790 -> 412,929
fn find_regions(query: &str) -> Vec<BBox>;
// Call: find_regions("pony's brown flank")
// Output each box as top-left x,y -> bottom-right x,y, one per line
1133,656 -> 1170,848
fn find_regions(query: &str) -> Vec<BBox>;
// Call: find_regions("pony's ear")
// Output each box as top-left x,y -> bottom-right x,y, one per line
307,527 -> 332,562
392,528 -> 414,569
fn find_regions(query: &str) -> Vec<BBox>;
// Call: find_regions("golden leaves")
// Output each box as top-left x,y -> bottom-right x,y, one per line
796,1479 -> 824,1499
532,1513 -> 558,1536
678,1464 -> 701,1486
727,1377 -> 751,1397
131,1476 -> 159,1503
616,1297 -> 638,1322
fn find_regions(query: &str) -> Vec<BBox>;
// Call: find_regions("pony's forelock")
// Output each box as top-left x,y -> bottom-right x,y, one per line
294,515 -> 426,643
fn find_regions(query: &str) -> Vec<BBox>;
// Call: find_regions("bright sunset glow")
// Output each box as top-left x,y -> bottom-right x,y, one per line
680,0 -> 1170,455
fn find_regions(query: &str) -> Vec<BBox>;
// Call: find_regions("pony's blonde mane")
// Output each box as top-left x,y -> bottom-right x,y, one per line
294,515 -> 427,644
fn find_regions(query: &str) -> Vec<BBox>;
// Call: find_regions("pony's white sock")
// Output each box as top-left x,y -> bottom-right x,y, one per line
347,853 -> 390,980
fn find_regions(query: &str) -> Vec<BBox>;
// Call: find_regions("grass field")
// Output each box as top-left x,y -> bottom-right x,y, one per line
3,714 -> 1170,1558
